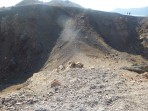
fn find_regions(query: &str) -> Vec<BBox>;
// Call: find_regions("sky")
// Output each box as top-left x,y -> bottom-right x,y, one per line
0,0 -> 148,11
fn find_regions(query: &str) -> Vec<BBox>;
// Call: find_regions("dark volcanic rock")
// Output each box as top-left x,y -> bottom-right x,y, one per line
0,5 -> 63,83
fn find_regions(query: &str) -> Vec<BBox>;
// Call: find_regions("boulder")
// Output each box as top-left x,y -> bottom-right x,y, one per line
58,65 -> 65,71
76,62 -> 84,68
68,61 -> 84,68
122,64 -> 148,74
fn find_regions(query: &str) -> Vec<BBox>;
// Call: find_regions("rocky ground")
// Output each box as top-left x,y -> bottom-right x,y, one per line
0,65 -> 148,111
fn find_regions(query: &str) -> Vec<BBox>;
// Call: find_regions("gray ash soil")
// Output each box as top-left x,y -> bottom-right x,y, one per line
0,68 -> 148,111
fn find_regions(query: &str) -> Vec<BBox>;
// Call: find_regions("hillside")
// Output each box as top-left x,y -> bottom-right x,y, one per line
47,0 -> 82,8
113,7 -> 148,16
16,0 -> 82,8
0,3 -> 148,111
0,5 -> 147,83
16,0 -> 43,6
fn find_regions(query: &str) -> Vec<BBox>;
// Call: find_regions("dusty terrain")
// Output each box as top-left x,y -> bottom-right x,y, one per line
0,1 -> 148,111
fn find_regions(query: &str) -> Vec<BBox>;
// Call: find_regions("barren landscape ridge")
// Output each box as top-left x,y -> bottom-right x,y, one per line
0,0 -> 148,111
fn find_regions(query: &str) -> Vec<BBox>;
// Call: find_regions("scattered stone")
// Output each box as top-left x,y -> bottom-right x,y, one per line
27,99 -> 36,105
16,102 -> 22,105
51,79 -> 61,88
68,61 -> 84,68
58,65 -> 65,71
76,62 -> 84,68
48,92 -> 54,97
90,66 -> 95,69
105,96 -> 119,105
68,61 -> 76,68
90,85 -> 96,89
35,108 -> 47,111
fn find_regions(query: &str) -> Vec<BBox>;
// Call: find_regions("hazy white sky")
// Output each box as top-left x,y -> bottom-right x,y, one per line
0,0 -> 148,11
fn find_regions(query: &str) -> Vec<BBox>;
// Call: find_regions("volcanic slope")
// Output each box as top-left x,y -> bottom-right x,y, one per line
0,3 -> 148,111
0,5 -> 147,83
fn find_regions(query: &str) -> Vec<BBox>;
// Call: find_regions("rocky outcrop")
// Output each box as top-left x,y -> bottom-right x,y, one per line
138,18 -> 148,58
122,64 -> 148,73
